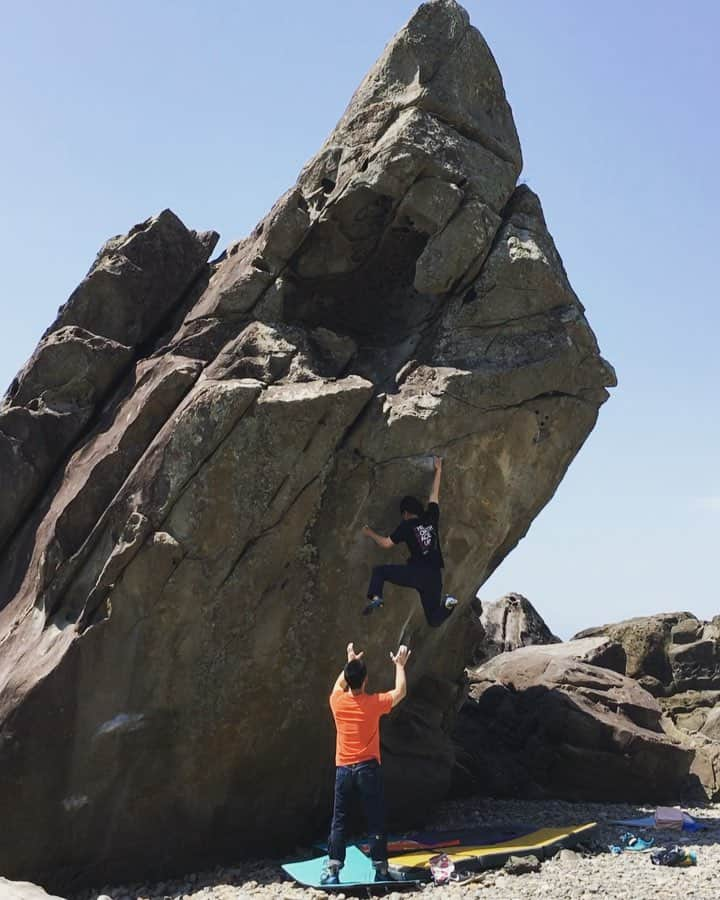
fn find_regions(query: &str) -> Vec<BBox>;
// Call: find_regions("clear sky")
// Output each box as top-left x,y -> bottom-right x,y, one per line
1,1 -> 717,637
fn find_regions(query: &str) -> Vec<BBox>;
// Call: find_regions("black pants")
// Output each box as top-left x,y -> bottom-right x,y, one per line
328,759 -> 386,866
367,563 -> 452,627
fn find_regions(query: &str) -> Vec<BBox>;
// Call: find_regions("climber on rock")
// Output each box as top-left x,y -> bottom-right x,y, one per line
361,456 -> 457,627
322,640 -> 411,885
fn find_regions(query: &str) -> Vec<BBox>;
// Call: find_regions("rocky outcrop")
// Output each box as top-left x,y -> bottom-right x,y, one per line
455,609 -> 720,805
574,612 -> 720,695
0,1 -> 614,890
575,613 -> 720,798
453,642 -> 697,801
474,592 -> 560,663
0,211 -> 217,562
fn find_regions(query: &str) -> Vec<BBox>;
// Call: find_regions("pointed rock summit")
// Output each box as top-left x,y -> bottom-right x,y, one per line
0,1 -> 614,890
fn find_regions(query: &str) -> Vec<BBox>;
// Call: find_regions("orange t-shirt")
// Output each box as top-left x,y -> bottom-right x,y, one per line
329,690 -> 394,766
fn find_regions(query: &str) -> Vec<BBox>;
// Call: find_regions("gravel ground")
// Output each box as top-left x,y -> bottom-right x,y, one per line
76,798 -> 720,900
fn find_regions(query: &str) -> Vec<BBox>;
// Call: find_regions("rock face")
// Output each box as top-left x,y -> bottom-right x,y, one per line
0,1 -> 614,890
453,642 -> 697,802
576,613 -> 720,799
0,211 -> 217,560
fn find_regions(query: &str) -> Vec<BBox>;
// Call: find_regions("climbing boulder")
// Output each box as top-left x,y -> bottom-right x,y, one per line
0,0 -> 614,890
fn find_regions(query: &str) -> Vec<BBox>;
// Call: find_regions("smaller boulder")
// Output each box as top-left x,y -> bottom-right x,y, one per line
574,612 -> 698,687
473,593 -> 560,664
671,618 -> 701,645
701,706 -> 720,741
0,878 -> 66,900
503,854 -> 541,875
669,638 -> 720,691
480,593 -> 560,652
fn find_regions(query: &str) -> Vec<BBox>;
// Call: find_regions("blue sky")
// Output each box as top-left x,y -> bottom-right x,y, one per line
1,1 -> 717,637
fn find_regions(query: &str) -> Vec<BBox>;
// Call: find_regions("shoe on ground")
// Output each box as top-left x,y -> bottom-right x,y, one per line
320,862 -> 341,885
374,864 -> 405,882
362,597 -> 384,616
444,595 -> 458,610
619,831 -> 654,851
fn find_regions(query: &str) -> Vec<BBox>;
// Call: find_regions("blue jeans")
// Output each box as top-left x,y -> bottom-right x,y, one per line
327,759 -> 387,865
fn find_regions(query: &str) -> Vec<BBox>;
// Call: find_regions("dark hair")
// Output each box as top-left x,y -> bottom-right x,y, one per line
400,495 -> 424,517
344,658 -> 367,690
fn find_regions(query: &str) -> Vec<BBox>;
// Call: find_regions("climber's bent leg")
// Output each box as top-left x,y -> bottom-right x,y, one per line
366,564 -> 423,601
417,568 -> 452,627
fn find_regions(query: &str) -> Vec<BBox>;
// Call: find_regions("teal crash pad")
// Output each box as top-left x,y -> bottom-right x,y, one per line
282,845 -> 425,888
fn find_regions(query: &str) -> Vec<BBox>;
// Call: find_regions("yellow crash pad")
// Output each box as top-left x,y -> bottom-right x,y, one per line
389,823 -> 597,869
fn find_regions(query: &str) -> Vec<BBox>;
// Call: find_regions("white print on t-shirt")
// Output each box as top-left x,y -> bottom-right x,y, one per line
414,524 -> 435,555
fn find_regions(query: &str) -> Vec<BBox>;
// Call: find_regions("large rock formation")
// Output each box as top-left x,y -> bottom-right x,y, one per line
453,640 -> 698,802
576,613 -> 720,799
0,0 -> 614,890
455,608 -> 720,804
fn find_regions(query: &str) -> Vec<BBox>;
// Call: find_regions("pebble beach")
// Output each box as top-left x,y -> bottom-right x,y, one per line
75,797 -> 720,900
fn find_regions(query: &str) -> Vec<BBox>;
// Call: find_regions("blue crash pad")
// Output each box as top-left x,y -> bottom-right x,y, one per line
282,845 -> 425,888
612,813 -> 706,832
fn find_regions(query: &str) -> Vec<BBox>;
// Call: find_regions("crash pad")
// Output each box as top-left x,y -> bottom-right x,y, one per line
389,823 -> 597,871
316,824 -> 534,855
612,813 -> 705,832
282,845 -> 425,888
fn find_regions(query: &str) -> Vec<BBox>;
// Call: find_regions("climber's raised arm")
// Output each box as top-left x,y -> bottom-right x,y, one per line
388,644 -> 411,708
331,642 -> 364,693
429,456 -> 442,505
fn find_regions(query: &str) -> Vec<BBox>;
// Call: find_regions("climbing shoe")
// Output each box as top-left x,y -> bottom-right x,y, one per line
362,597 -> 384,616
620,832 -> 654,851
320,861 -> 341,885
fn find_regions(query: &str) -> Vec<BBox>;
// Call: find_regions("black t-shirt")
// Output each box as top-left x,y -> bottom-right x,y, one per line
390,502 -> 444,569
